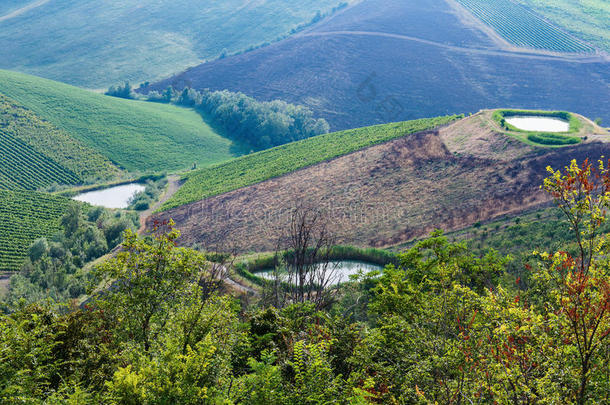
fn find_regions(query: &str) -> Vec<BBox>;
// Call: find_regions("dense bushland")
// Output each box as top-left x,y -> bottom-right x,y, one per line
5,204 -> 138,306
2,159 -> 610,402
127,176 -> 168,211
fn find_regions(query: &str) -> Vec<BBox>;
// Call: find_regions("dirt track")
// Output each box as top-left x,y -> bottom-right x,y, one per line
298,31 -> 608,63
138,175 -> 181,235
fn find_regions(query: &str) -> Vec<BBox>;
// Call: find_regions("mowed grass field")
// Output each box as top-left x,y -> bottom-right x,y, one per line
161,115 -> 461,210
0,190 -> 70,272
0,0 -> 353,88
0,70 -> 243,173
514,0 -> 610,53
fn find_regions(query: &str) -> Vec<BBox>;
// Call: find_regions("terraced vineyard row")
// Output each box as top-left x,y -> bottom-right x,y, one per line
0,128 -> 80,190
0,190 -> 70,272
456,0 -> 595,54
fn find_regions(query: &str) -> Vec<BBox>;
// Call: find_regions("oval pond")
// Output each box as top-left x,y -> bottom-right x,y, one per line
73,183 -> 145,209
256,260 -> 384,285
505,116 -> 570,132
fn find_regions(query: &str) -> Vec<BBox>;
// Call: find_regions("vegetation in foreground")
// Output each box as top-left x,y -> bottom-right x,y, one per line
0,70 -> 242,173
5,204 -> 137,306
161,115 -> 462,210
1,159 -> 610,403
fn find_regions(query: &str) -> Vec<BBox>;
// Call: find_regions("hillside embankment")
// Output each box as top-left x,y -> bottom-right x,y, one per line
151,113 -> 610,252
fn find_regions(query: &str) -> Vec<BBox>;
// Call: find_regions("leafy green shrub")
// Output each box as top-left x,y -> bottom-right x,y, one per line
527,133 -> 580,145
104,82 -> 135,99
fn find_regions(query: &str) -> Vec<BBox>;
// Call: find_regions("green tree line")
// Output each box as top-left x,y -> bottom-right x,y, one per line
107,83 -> 331,151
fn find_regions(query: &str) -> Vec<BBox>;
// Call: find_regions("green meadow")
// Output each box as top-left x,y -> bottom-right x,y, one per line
0,70 -> 243,173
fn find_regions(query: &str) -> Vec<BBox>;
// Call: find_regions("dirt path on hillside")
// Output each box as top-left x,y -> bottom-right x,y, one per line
0,274 -> 10,297
138,175 -> 182,235
298,30 -> 609,63
0,0 -> 51,23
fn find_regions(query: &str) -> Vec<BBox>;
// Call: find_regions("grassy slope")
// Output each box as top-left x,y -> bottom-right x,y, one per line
0,0 -> 353,88
514,0 -> 610,53
0,190 -> 70,272
0,70 -> 241,173
0,93 -> 121,186
161,115 -> 461,210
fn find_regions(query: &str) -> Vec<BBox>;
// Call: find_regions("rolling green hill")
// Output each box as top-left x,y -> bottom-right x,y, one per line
0,70 -> 243,173
0,0 -> 353,88
0,190 -> 70,272
161,115 -> 462,210
0,93 -> 121,188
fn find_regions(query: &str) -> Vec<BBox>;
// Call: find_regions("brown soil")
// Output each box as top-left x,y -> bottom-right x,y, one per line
0,273 -> 10,298
151,116 -> 610,253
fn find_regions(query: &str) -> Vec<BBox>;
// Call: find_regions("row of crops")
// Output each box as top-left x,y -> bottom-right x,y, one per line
0,93 -> 121,183
456,0 -> 595,54
0,94 -> 105,273
0,190 -> 69,272
0,128 -> 80,190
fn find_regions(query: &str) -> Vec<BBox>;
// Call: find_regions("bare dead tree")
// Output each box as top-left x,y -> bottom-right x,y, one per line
192,229 -> 239,301
264,204 -> 339,310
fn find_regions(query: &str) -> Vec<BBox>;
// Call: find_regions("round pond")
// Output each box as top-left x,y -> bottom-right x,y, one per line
505,116 -> 570,132
73,183 -> 145,209
256,260 -> 384,285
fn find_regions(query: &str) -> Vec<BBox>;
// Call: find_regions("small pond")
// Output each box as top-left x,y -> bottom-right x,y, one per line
505,116 -> 570,132
73,183 -> 145,209
256,260 -> 384,285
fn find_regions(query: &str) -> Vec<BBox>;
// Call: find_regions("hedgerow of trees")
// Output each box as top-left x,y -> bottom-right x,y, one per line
171,87 -> 330,150
106,83 -> 331,151
2,159 -> 610,403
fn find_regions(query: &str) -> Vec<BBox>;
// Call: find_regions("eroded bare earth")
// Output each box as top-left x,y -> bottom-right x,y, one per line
151,116 -> 610,252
